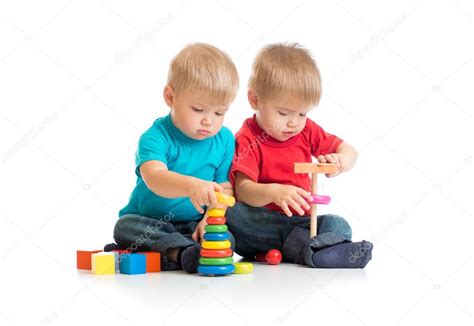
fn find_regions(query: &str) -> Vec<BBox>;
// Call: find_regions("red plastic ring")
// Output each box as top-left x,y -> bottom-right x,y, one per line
206,217 -> 227,225
200,248 -> 233,258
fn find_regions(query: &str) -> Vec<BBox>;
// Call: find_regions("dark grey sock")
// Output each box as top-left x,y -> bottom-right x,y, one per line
178,245 -> 201,274
283,228 -> 349,266
312,240 -> 373,268
103,243 -> 120,252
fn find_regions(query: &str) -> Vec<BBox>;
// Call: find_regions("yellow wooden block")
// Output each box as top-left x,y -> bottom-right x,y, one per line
207,208 -> 226,217
91,252 -> 115,275
202,240 -> 231,250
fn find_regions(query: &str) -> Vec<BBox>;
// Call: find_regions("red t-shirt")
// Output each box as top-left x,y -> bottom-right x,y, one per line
229,114 -> 343,215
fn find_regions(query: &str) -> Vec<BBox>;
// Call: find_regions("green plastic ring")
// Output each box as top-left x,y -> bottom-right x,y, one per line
205,225 -> 228,233
199,257 -> 234,266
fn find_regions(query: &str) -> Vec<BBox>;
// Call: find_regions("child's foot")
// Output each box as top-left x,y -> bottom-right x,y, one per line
103,243 -> 120,252
312,240 -> 373,268
178,245 -> 201,273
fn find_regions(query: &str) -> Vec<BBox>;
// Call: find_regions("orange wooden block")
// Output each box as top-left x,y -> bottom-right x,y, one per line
142,252 -> 161,272
77,250 -> 102,270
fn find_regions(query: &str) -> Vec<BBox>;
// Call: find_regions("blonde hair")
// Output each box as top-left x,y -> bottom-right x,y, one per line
249,43 -> 322,107
167,43 -> 239,105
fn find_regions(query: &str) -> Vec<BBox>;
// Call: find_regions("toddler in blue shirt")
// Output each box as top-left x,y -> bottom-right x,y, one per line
105,43 -> 239,273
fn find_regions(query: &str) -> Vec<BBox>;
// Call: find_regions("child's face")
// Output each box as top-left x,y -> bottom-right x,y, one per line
249,90 -> 311,141
164,86 -> 230,140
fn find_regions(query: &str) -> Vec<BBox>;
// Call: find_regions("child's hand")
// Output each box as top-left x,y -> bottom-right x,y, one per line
316,153 -> 343,177
191,218 -> 207,243
188,179 -> 223,213
270,184 -> 312,217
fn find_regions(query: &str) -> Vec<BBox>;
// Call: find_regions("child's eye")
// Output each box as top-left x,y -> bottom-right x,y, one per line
215,112 -> 225,116
192,107 -> 203,112
299,113 -> 307,117
278,111 -> 288,116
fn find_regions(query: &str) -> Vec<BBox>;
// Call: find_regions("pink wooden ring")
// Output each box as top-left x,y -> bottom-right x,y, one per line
310,194 -> 331,205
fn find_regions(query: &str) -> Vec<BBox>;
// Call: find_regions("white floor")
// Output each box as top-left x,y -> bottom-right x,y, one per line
0,237 -> 472,325
1,1 -> 472,325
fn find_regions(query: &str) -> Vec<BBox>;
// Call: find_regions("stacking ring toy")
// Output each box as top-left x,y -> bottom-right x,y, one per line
310,194 -> 331,205
202,240 -> 231,250
199,193 -> 236,277
214,192 -> 236,207
205,225 -> 228,233
233,262 -> 254,274
203,232 -> 230,241
198,264 -> 235,275
199,257 -> 233,265
200,248 -> 233,258
206,217 -> 226,225
207,208 -> 226,217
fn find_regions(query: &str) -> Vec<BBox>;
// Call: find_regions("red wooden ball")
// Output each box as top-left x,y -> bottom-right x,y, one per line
266,249 -> 282,265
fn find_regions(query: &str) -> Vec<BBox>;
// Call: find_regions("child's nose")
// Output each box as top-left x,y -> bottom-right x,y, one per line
287,119 -> 297,128
201,117 -> 212,126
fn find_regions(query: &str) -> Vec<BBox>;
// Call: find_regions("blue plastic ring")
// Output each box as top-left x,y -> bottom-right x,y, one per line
203,232 -> 230,241
198,264 -> 235,275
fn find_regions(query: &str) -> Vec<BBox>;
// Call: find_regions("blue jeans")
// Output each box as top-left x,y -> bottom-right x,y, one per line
113,214 -> 236,271
226,202 -> 352,267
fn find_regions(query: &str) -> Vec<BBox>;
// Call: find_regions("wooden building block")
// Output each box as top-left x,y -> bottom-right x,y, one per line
91,252 -> 115,275
119,253 -> 146,275
142,252 -> 161,273
111,250 -> 130,272
77,250 -> 102,270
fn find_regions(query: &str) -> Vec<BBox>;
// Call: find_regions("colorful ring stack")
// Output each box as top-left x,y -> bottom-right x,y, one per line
198,204 -> 235,276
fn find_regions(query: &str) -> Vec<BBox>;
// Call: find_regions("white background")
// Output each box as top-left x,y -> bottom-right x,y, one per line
0,1 -> 472,325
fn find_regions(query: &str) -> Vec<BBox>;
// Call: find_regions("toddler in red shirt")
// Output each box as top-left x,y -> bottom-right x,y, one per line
226,43 -> 372,268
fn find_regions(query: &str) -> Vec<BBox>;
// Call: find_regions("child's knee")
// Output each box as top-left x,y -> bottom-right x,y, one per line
319,214 -> 352,241
226,202 -> 253,221
113,214 -> 162,244
113,215 -> 133,240
225,202 -> 254,231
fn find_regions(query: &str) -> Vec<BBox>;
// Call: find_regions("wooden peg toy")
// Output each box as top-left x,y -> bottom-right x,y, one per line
294,162 -> 337,238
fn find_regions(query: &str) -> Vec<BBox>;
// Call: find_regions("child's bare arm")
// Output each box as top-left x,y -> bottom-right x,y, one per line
336,141 -> 358,172
235,172 -> 311,217
140,160 -> 223,213
234,172 -> 274,207
316,141 -> 358,177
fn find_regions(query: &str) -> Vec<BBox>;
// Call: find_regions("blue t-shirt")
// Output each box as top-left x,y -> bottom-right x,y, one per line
119,114 -> 235,222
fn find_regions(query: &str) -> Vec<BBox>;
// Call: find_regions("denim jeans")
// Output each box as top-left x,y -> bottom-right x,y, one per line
113,214 -> 236,271
226,202 -> 352,267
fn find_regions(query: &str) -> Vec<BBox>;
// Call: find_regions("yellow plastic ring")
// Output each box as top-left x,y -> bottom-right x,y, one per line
202,240 -> 231,250
207,208 -> 226,217
233,262 -> 254,274
214,192 -> 236,207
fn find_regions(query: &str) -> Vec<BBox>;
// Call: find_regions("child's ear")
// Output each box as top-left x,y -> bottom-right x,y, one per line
247,90 -> 259,110
163,85 -> 174,107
